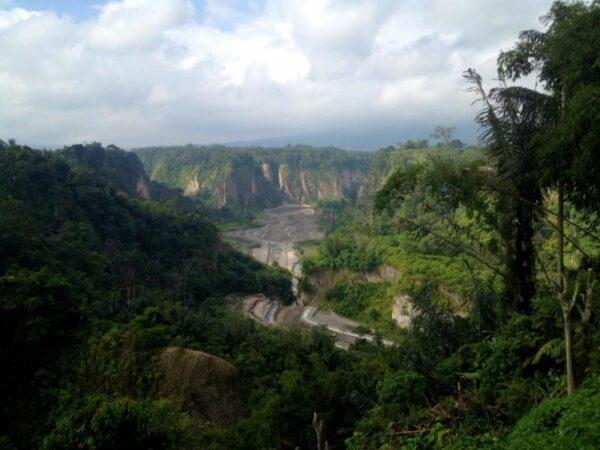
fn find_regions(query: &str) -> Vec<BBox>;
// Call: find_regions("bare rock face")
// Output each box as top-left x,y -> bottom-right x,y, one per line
391,294 -> 414,328
184,175 -> 200,195
135,176 -> 151,200
157,347 -> 245,427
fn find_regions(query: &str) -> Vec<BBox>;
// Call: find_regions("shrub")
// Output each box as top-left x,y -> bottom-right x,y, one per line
43,396 -> 190,450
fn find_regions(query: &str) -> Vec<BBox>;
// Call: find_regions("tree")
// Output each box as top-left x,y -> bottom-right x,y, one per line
497,0 -> 600,394
449,139 -> 466,149
430,126 -> 456,147
464,69 -> 555,314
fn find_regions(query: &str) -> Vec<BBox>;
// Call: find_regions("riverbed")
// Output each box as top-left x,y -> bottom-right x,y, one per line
225,203 -> 393,349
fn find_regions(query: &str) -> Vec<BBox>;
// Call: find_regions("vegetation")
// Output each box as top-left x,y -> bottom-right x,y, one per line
0,142 -> 292,448
1,2 -> 599,449
134,144 -> 372,210
301,1 -> 600,447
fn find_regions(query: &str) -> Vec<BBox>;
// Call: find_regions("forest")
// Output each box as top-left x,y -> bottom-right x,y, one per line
1,1 -> 600,449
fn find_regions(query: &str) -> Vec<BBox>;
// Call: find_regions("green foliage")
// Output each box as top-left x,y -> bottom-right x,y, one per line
42,396 -> 190,450
500,377 -> 600,449
0,143 -> 292,447
326,280 -> 389,319
303,233 -> 385,274
377,370 -> 427,416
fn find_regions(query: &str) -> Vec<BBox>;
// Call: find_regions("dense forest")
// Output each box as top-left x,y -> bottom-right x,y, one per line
1,1 -> 600,449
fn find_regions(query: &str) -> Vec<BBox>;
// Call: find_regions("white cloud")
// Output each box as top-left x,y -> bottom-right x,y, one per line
0,0 -> 554,148
89,0 -> 195,50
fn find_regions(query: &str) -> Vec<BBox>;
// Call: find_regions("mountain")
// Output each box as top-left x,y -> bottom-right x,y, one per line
224,121 -> 477,151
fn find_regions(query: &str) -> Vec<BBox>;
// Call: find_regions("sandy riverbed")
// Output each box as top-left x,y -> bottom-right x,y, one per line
225,203 -> 393,349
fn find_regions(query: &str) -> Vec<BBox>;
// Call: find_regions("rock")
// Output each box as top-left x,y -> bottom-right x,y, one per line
157,347 -> 245,427
391,294 -> 414,328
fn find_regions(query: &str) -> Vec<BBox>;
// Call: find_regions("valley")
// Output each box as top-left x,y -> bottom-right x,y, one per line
4,2 -> 600,449
225,203 -> 393,349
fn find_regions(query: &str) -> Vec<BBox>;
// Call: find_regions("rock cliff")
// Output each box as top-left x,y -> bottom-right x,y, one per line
134,145 -> 371,208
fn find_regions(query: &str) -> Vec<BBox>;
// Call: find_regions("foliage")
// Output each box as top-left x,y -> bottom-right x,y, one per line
499,377 -> 600,449
42,396 -> 190,450
0,143 -> 291,448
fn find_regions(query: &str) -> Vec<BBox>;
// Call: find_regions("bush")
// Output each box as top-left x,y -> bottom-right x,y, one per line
500,377 -> 600,450
377,371 -> 427,416
43,396 -> 190,450
326,280 -> 386,319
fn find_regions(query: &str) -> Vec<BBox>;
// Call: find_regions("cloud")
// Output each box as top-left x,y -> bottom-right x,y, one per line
0,0 -> 554,148
89,0 -> 195,50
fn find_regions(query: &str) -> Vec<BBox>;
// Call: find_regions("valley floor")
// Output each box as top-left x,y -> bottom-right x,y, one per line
225,203 -> 393,349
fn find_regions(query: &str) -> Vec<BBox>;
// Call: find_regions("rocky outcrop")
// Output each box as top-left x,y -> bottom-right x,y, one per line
136,176 -> 151,200
261,161 -> 280,187
184,175 -> 200,195
275,165 -> 365,204
392,294 -> 414,327
177,163 -> 367,207
157,347 -> 245,427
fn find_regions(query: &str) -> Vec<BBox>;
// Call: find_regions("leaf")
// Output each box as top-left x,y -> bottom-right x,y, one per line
532,338 -> 563,364
458,371 -> 480,381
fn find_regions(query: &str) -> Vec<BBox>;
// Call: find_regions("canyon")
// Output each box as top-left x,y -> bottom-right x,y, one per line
134,145 -> 375,208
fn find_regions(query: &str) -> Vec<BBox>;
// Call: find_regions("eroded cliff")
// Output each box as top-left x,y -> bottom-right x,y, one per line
134,145 -> 371,208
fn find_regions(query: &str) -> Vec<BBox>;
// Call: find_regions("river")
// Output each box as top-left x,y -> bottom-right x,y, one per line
225,203 -> 393,349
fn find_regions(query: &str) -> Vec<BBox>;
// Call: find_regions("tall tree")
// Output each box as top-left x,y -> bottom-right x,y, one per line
430,126 -> 456,147
464,70 -> 555,314
497,0 -> 600,394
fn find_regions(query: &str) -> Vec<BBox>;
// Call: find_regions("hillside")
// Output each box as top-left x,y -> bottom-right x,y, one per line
58,143 -> 181,201
0,142 -> 293,448
134,145 -> 371,208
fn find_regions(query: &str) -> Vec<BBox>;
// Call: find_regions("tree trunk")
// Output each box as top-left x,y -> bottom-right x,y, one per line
312,412 -> 328,450
557,182 -> 575,395
563,306 -> 575,395
514,202 -> 536,313
505,196 -> 536,314
578,271 -> 595,383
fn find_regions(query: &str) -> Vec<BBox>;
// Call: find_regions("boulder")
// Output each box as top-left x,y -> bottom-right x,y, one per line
157,347 -> 245,427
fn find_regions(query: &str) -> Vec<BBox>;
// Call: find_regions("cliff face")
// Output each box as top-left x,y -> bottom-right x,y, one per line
271,163 -> 365,204
182,154 -> 281,208
134,145 -> 372,208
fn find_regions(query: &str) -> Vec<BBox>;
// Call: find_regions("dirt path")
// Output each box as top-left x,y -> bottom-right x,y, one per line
225,204 -> 394,350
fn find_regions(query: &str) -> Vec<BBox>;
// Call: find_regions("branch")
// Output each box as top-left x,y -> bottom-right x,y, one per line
393,215 -> 508,280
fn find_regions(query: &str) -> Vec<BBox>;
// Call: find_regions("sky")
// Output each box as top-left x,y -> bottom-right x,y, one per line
0,0 -> 554,150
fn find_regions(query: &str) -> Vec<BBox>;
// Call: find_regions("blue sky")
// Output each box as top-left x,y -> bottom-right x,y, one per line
8,0 -> 261,27
0,0 -> 554,149
10,0 -> 98,19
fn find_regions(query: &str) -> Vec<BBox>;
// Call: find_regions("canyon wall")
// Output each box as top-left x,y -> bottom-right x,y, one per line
134,145 -> 371,208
